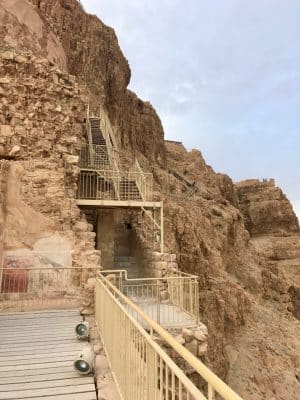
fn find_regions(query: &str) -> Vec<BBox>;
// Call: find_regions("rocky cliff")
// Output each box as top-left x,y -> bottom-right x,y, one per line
0,1 -> 299,399
236,178 -> 299,236
236,179 -> 300,321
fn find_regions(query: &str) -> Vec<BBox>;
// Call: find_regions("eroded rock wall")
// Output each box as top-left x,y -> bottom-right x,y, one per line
236,179 -> 300,322
0,1 -> 299,399
236,178 -> 299,236
0,50 -> 99,272
27,0 -> 165,164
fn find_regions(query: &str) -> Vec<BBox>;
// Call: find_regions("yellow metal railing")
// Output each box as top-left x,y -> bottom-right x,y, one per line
95,273 -> 244,400
132,158 -> 153,202
79,144 -> 112,170
101,269 -> 199,327
0,265 -> 99,312
77,169 -> 153,201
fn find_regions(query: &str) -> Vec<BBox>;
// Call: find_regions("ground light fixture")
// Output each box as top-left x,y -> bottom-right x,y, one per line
74,344 -> 95,375
75,320 -> 90,340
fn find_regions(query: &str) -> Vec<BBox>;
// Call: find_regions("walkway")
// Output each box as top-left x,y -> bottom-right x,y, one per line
0,309 -> 97,400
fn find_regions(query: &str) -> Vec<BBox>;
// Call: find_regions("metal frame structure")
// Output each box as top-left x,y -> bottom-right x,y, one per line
77,107 -> 164,251
95,272 -> 244,400
101,269 -> 199,328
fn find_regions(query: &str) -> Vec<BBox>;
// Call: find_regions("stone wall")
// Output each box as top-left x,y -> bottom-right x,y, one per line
145,251 -> 178,278
96,210 -> 115,269
0,49 -> 100,274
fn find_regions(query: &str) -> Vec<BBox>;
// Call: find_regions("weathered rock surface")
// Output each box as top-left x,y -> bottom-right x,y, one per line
0,49 -> 100,271
0,1 -> 299,399
236,179 -> 299,236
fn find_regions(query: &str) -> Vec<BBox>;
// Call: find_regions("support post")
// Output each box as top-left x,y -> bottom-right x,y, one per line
160,202 -> 164,253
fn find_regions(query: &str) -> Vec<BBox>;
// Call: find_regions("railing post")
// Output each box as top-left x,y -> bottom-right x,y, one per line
208,383 -> 215,400
156,281 -> 160,325
160,204 -> 164,253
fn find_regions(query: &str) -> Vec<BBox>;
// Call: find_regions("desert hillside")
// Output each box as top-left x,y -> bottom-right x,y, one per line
0,1 -> 299,399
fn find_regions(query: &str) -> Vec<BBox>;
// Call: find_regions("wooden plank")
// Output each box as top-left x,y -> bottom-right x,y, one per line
0,371 -> 83,384
0,310 -> 96,400
0,318 -> 79,324
0,350 -> 77,360
0,314 -> 82,324
0,309 -> 79,317
0,321 -> 79,329
0,329 -> 76,339
0,312 -> 79,319
0,360 -> 72,372
0,335 -> 78,345
0,337 -> 80,348
0,352 -> 77,368
0,323 -> 79,330
0,345 -> 83,359
0,342 -> 79,353
0,324 -> 79,332
0,383 -> 96,399
0,319 -> 80,327
0,315 -> 79,322
0,343 -> 82,356
0,318 -> 79,326
1,310 -> 80,319
0,377 -> 94,392
0,328 -> 77,335
24,393 -> 97,400
0,364 -> 74,378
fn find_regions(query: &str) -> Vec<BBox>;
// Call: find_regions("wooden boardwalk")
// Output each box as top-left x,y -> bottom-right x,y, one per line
0,309 -> 97,400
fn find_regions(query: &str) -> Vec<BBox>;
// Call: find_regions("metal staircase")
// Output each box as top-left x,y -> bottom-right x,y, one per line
77,106 -> 163,252
78,108 -> 153,202
90,117 -> 106,146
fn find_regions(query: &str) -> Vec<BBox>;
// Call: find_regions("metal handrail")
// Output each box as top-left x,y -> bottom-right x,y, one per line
101,268 -> 198,281
77,169 -> 153,201
101,269 -> 199,326
0,266 -> 100,312
96,273 -> 244,400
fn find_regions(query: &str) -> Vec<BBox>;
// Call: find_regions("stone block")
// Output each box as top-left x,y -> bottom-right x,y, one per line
193,329 -> 208,342
182,328 -> 194,343
193,324 -> 208,342
65,154 -> 79,164
170,253 -> 177,262
0,77 -> 11,85
14,55 -> 27,63
162,253 -> 172,262
198,342 -> 208,356
0,125 -> 13,137
152,251 -> 163,261
2,51 -> 14,60
185,339 -> 198,356
95,354 -> 110,377
153,261 -> 168,270
9,145 -> 20,157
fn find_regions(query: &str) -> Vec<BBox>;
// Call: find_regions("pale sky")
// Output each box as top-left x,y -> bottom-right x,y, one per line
82,0 -> 300,220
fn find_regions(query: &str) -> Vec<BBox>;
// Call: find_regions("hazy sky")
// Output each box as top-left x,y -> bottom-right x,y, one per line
82,0 -> 299,219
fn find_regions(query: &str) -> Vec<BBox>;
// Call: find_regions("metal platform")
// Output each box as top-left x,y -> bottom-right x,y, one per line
76,199 -> 162,208
0,309 -> 97,400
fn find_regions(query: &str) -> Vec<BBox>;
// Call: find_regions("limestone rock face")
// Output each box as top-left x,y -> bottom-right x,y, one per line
0,0 -> 66,69
0,49 -> 100,270
236,178 -> 300,321
0,1 -> 299,399
27,0 -> 165,163
236,179 -> 299,236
